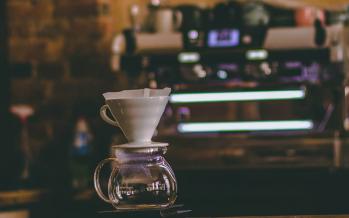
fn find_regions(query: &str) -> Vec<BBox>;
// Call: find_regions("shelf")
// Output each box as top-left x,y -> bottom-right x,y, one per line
0,189 -> 95,208
133,48 -> 331,63
0,189 -> 48,207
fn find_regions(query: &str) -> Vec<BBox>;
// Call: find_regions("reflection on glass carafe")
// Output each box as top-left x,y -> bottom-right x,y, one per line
94,146 -> 177,210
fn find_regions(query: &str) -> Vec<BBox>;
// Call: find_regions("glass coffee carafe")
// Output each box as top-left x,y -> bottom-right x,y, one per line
93,88 -> 177,210
94,144 -> 177,210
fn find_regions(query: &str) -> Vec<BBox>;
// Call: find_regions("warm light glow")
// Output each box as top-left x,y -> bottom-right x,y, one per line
178,120 -> 314,133
170,90 -> 305,103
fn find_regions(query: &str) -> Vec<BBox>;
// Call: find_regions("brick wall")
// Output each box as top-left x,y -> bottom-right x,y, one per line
7,0 -> 127,154
7,0 -> 127,110
8,0 -> 113,78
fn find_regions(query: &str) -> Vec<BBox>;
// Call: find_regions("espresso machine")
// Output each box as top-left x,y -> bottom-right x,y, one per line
114,22 -> 349,169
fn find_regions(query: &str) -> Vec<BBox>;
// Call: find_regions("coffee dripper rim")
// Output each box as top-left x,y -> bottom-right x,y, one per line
103,87 -> 171,100
112,141 -> 168,148
103,95 -> 169,100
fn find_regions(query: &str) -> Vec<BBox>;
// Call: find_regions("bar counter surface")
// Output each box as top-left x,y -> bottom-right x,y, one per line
229,216 -> 349,218
96,212 -> 349,218
100,214 -> 349,218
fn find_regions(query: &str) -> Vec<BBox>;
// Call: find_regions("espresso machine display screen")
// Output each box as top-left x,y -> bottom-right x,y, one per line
207,29 -> 240,48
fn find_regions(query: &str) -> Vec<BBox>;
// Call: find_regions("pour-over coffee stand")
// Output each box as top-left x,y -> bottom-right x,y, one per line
93,88 -> 178,212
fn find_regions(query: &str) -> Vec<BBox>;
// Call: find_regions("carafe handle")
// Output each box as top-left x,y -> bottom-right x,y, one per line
93,158 -> 118,203
100,105 -> 119,126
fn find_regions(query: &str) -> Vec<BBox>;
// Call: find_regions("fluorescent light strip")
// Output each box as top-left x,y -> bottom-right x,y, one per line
170,90 -> 305,103
178,120 -> 314,133
246,49 -> 268,60
178,52 -> 200,63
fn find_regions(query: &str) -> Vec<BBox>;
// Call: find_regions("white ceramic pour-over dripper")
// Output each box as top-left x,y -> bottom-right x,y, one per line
100,88 -> 171,144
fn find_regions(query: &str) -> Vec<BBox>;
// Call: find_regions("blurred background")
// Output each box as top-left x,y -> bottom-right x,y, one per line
1,0 -> 349,217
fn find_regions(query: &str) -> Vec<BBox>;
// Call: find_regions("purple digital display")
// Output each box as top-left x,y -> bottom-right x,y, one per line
208,29 -> 240,48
